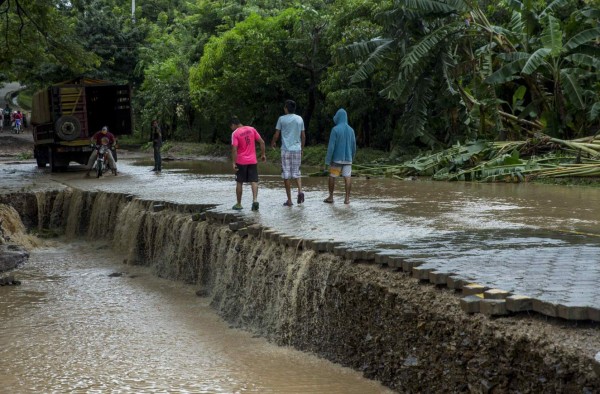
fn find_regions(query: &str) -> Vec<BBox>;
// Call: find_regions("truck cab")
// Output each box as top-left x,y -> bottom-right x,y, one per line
31,78 -> 132,171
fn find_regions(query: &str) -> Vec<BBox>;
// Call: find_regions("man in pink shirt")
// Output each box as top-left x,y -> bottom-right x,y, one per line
230,116 -> 266,211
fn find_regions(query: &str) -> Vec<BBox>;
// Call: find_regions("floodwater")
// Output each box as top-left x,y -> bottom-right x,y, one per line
0,241 -> 393,393
1,157 -> 600,308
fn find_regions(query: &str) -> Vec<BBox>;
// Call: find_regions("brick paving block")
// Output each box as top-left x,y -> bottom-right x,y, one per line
462,283 -> 487,296
314,241 -> 328,252
387,256 -> 404,269
402,259 -> 422,272
587,307 -> 600,322
325,242 -> 341,253
374,253 -> 387,264
412,266 -> 431,281
506,295 -> 533,312
557,304 -> 588,321
333,245 -> 347,258
447,276 -> 467,290
362,251 -> 376,261
532,299 -> 558,318
484,289 -> 510,300
428,271 -> 449,285
480,299 -> 508,316
460,295 -> 482,314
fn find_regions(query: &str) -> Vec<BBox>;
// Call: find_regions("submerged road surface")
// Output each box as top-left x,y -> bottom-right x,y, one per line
2,157 -> 600,312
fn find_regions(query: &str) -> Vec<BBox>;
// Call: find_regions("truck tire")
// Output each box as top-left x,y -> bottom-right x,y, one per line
55,116 -> 81,141
34,147 -> 48,168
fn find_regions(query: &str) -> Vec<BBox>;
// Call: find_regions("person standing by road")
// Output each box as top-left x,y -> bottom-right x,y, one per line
271,99 -> 305,207
324,108 -> 356,205
230,116 -> 266,211
3,104 -> 11,130
151,120 -> 162,172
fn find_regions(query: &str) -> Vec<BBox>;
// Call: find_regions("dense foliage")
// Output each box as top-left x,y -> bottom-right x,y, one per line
1,0 -> 598,153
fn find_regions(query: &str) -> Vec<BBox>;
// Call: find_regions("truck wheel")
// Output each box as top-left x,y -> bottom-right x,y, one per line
34,147 -> 48,168
55,116 -> 81,141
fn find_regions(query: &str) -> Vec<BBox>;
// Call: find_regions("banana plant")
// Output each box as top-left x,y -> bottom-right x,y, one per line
484,6 -> 600,137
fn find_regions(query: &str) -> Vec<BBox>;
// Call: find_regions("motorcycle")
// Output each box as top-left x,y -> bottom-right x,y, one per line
92,143 -> 114,178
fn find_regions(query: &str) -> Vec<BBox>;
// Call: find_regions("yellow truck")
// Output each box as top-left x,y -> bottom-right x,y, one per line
31,78 -> 132,171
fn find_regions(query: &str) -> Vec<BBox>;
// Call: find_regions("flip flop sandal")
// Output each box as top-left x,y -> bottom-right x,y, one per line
297,192 -> 305,204
283,201 -> 293,207
323,198 -> 333,203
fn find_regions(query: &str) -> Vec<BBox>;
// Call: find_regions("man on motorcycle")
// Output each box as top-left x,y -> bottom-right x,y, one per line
85,126 -> 117,176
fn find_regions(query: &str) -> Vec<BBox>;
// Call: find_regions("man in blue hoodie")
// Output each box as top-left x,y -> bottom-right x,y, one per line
324,108 -> 357,204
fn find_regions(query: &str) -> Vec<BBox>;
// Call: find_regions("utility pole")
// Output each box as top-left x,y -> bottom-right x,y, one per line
131,0 -> 136,23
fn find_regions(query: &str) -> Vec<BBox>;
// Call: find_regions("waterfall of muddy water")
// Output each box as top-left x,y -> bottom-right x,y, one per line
0,241 -> 392,393
1,188 -> 599,392
0,204 -> 39,249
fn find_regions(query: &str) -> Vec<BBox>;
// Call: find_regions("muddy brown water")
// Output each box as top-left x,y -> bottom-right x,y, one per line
0,240 -> 393,393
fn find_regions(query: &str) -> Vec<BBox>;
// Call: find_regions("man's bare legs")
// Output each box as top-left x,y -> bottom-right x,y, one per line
236,182 -> 243,205
283,178 -> 302,205
251,182 -> 258,203
325,176 -> 351,204
343,176 -> 352,204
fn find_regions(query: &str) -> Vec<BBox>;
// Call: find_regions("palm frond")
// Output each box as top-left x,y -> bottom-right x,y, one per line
540,0 -> 570,18
521,48 -> 551,74
564,27 -> 600,52
398,0 -> 469,14
541,15 -> 562,56
564,53 -> 600,70
589,102 -> 600,121
560,69 -> 586,109
484,57 -> 528,84
401,21 -> 464,72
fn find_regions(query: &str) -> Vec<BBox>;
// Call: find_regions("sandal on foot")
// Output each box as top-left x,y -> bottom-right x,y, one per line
297,192 -> 305,204
283,201 -> 293,207
232,203 -> 243,210
251,202 -> 259,211
323,198 -> 333,203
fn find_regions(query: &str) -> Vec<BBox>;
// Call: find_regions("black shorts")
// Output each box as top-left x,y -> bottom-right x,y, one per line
235,163 -> 259,183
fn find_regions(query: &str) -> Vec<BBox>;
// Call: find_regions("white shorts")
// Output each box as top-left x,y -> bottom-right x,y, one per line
329,163 -> 352,177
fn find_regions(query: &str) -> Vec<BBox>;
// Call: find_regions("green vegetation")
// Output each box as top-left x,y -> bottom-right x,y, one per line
16,89 -> 34,111
2,0 -> 599,182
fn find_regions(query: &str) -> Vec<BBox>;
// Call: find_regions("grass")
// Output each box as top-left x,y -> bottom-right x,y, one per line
16,88 -> 34,111
118,136 -> 390,166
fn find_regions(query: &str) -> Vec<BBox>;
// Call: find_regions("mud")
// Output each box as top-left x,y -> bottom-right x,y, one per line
1,189 -> 599,393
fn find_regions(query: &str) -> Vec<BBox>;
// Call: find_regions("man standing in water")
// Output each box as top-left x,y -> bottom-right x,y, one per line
271,99 -> 305,207
231,116 -> 266,211
324,108 -> 356,204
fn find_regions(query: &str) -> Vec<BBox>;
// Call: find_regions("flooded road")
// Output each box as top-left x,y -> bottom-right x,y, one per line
1,157 -> 600,309
0,241 -> 392,393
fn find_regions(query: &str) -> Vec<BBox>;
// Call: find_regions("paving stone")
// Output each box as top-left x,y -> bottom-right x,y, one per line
588,307 -> 600,322
460,295 -> 482,314
402,259 -> 423,272
557,304 -> 589,321
484,289 -> 510,300
428,271 -> 449,285
462,283 -> 488,296
506,295 -> 533,312
387,256 -> 404,269
412,266 -> 432,281
361,251 -> 376,261
532,299 -> 558,318
480,299 -> 508,316
228,222 -> 240,231
447,276 -> 467,290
